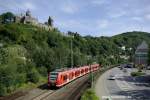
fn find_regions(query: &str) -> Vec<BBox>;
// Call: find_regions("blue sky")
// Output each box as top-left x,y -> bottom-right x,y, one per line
0,0 -> 150,36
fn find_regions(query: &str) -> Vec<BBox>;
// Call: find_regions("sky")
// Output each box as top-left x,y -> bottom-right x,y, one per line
0,0 -> 150,36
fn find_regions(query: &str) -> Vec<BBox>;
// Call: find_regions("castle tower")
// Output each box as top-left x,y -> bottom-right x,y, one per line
26,10 -> 31,17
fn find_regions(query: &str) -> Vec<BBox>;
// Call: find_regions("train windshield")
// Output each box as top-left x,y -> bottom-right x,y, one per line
50,72 -> 58,80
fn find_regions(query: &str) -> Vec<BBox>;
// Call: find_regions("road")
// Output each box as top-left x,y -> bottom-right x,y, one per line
95,67 -> 150,100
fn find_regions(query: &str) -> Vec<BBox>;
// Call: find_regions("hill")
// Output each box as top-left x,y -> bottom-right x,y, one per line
0,23 -> 150,96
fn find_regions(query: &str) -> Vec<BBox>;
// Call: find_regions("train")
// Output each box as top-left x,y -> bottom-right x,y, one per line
48,64 -> 100,87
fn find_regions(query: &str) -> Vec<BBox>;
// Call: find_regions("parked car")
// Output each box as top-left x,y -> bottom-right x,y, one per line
108,75 -> 116,80
124,64 -> 133,68
147,66 -> 150,70
120,67 -> 123,70
118,66 -> 121,68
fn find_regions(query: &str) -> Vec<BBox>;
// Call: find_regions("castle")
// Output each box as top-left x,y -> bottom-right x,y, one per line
15,10 -> 53,31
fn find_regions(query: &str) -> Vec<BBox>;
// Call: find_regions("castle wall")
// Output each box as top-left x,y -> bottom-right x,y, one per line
14,10 -> 53,31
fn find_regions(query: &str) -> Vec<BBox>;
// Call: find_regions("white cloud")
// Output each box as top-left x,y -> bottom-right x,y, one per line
55,19 -> 87,30
60,2 -> 78,14
0,1 -> 37,12
132,16 -> 143,22
97,20 -> 109,29
110,11 -> 126,18
145,14 -> 150,20
23,2 -> 36,10
91,0 -> 109,5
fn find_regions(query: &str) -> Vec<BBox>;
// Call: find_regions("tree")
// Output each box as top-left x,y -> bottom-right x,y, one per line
48,16 -> 53,26
1,12 -> 15,24
27,67 -> 40,83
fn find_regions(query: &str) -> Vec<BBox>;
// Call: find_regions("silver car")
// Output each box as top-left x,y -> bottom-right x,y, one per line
108,75 -> 116,80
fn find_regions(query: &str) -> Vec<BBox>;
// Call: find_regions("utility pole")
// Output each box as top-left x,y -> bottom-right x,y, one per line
91,68 -> 93,89
88,56 -> 93,89
71,35 -> 74,68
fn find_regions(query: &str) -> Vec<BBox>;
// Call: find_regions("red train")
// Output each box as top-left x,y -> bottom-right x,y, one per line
48,64 -> 100,87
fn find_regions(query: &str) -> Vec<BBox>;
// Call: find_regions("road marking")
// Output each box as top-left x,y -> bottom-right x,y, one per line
102,95 -> 131,99
115,75 -> 134,91
104,71 -> 111,95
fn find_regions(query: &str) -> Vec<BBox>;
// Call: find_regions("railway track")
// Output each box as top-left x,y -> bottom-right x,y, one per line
66,76 -> 90,100
28,69 -> 111,100
43,73 -> 91,100
31,90 -> 56,100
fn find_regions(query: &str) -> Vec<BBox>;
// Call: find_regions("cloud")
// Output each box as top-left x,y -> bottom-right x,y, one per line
23,2 -> 36,10
131,16 -> 143,22
145,14 -> 150,20
110,11 -> 126,18
0,1 -> 37,12
60,2 -> 78,14
55,19 -> 88,32
91,0 -> 109,5
97,20 -> 109,29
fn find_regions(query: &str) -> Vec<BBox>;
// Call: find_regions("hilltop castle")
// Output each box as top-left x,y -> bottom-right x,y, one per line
15,10 -> 53,31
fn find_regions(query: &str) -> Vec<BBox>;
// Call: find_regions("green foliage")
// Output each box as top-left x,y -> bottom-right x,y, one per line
27,68 -> 40,83
16,74 -> 26,85
131,72 -> 145,77
37,67 -> 47,76
48,16 -> 53,26
0,84 -> 7,96
0,64 -> 17,95
0,12 -> 15,24
81,89 -> 99,100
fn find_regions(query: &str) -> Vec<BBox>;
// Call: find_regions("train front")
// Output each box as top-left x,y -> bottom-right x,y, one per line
48,71 -> 58,87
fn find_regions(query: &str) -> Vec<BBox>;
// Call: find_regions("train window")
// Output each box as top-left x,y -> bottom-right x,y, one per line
50,72 -> 58,80
86,68 -> 88,72
63,75 -> 67,81
81,69 -> 84,74
69,73 -> 72,79
75,71 -> 78,76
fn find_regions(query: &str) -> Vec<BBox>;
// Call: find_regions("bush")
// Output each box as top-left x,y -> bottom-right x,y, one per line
81,89 -> 99,100
15,74 -> 27,86
0,84 -> 7,96
37,67 -> 47,77
131,72 -> 145,77
27,68 -> 40,83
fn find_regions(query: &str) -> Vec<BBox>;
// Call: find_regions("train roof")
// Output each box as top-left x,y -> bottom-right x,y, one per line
50,64 -> 99,73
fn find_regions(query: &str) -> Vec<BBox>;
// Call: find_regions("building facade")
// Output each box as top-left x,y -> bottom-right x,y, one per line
134,41 -> 149,66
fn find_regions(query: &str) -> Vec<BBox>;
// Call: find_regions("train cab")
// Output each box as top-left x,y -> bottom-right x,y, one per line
49,71 -> 58,86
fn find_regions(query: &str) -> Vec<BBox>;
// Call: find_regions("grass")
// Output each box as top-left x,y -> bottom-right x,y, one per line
15,76 -> 47,92
131,72 -> 145,77
81,89 -> 99,100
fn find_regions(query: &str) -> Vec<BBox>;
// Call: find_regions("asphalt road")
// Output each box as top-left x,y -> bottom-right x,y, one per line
95,67 -> 150,100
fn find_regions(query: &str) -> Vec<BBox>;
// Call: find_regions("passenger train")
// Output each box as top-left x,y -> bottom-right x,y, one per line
48,64 -> 100,87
